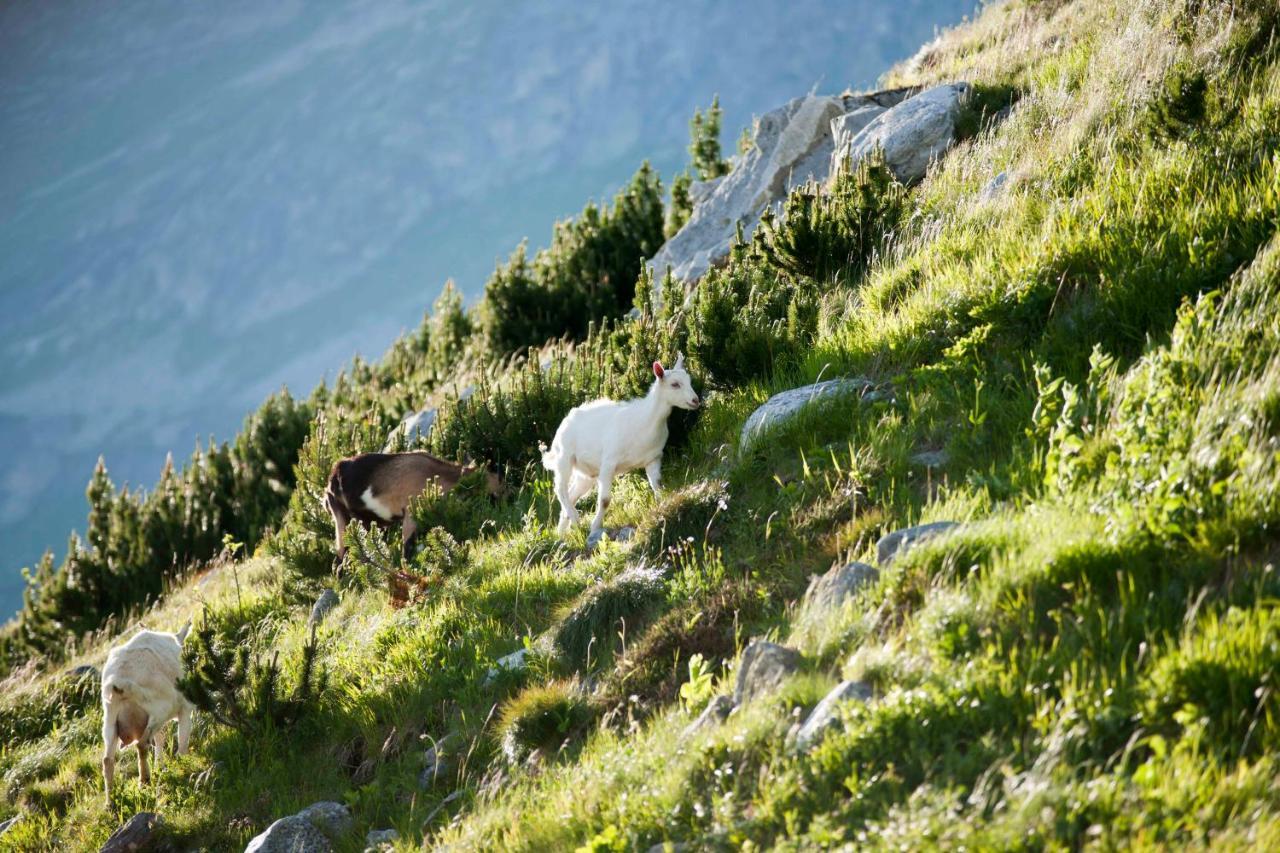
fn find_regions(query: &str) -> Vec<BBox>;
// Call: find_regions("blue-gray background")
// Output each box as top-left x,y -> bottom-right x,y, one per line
0,0 -> 972,616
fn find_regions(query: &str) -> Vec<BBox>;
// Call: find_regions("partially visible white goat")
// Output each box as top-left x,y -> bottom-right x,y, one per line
543,353 -> 701,536
100,624 -> 194,802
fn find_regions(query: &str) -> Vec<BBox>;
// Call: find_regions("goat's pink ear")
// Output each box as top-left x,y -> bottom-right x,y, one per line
653,361 -> 665,379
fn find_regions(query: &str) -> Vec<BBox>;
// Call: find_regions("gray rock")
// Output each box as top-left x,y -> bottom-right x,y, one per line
296,801 -> 352,839
364,828 -> 399,849
244,816 -> 331,853
308,589 -> 340,628
648,89 -> 916,287
384,406 -> 436,451
419,733 -> 462,789
483,646 -> 530,685
585,525 -> 637,551
100,811 -> 161,853
680,694 -> 734,739
740,379 -> 874,453
66,663 -> 100,680
977,171 -> 1009,202
793,680 -> 873,750
733,641 -> 803,705
833,83 -> 971,185
804,562 -> 879,614
421,790 -> 464,829
0,815 -> 19,837
909,449 -> 949,468
876,521 -> 961,566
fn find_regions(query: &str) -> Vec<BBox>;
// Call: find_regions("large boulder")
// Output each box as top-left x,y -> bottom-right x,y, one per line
733,641 -> 803,705
832,82 -> 970,185
793,680 -> 873,751
740,378 -> 875,453
875,521 -> 961,566
803,561 -> 879,616
648,88 -> 915,286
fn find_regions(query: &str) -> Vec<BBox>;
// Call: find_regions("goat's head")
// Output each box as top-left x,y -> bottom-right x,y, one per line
653,352 -> 701,410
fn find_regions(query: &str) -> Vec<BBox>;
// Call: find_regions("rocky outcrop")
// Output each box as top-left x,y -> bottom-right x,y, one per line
793,680 -> 873,751
803,562 -> 879,616
308,589 -> 340,628
740,378 -> 876,453
832,83 -> 971,185
244,802 -> 351,853
733,641 -> 803,705
875,521 -> 961,566
648,89 -> 915,286
383,407 -> 436,451
680,694 -> 734,739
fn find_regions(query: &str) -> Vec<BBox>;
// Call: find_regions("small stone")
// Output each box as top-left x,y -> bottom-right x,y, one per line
586,528 -> 607,551
296,801 -> 352,839
613,525 -> 637,542
680,694 -> 734,739
875,521 -> 961,567
419,734 -> 462,789
99,812 -> 162,853
66,663 -> 100,680
909,449 -> 949,468
308,589 -> 340,628
793,680 -> 873,751
364,828 -> 399,849
803,562 -> 879,615
0,815 -> 19,837
733,641 -> 803,705
977,171 -> 1009,203
244,815 -> 330,853
483,647 -> 530,685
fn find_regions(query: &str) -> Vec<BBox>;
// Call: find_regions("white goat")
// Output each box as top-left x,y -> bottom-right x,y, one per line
543,353 -> 701,536
100,625 -> 194,802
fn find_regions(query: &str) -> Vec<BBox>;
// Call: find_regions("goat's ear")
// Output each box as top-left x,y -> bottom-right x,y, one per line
653,361 -> 665,379
176,620 -> 191,644
674,351 -> 685,370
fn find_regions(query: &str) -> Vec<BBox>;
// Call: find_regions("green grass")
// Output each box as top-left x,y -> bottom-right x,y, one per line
3,0 -> 1280,849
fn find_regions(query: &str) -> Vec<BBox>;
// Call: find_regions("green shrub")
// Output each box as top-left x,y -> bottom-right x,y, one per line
497,680 -> 595,763
758,151 -> 907,284
480,163 -> 664,357
177,608 -> 327,734
553,563 -> 666,669
686,258 -> 819,388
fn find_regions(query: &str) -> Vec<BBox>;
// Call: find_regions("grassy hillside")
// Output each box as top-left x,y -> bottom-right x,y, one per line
3,0 -> 1280,849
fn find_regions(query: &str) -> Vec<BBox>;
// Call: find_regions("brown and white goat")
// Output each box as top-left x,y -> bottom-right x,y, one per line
324,451 -> 500,563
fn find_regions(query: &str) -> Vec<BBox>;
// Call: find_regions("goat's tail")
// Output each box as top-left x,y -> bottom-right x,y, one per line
539,440 -> 558,470
102,676 -> 139,704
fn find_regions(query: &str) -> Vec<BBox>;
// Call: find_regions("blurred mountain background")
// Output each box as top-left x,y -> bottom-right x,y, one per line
0,0 -> 972,615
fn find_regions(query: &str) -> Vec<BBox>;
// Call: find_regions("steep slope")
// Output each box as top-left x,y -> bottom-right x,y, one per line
2,0 -> 1279,849
0,0 -> 969,614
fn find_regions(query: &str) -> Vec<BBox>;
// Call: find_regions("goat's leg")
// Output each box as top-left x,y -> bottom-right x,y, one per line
102,709 -> 119,802
567,471 -> 595,505
553,459 -> 579,533
589,465 -> 616,535
177,705 -> 192,755
152,726 -> 166,773
644,458 -> 663,498
327,491 -> 350,566
137,736 -> 151,785
400,514 -> 419,560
